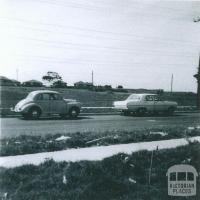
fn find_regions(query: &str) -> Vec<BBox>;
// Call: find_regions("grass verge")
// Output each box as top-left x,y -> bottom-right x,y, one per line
0,142 -> 199,200
1,126 -> 200,156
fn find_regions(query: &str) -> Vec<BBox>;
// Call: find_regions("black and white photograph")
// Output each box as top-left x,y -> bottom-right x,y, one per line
0,0 -> 200,199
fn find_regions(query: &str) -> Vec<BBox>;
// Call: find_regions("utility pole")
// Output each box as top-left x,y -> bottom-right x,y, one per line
193,16 -> 200,110
170,74 -> 173,93
92,70 -> 94,86
194,55 -> 200,110
16,69 -> 19,81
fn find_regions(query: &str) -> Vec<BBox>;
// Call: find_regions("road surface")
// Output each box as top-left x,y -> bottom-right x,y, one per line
1,113 -> 200,138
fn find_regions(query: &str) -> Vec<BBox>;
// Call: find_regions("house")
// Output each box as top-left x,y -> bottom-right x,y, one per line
11,79 -> 21,86
74,81 -> 93,89
0,76 -> 16,86
22,80 -> 43,87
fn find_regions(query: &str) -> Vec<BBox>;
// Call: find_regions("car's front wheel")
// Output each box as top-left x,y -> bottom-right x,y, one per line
166,107 -> 175,116
27,107 -> 41,119
69,107 -> 80,119
122,110 -> 131,116
22,113 -> 29,119
136,108 -> 147,116
60,114 -> 67,119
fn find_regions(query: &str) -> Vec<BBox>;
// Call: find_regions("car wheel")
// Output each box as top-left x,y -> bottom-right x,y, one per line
22,113 -> 29,119
123,110 -> 131,116
28,107 -> 41,119
60,114 -> 67,119
136,108 -> 147,116
69,107 -> 80,119
166,107 -> 175,116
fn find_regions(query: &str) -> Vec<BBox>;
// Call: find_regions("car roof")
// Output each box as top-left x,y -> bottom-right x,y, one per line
30,90 -> 59,95
130,93 -> 157,96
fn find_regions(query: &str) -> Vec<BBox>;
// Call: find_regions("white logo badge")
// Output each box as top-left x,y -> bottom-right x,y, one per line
166,164 -> 198,196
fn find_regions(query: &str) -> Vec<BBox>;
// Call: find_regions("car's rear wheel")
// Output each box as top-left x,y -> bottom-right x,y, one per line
69,107 -> 80,119
22,113 -> 29,119
27,107 -> 41,119
60,114 -> 67,119
136,108 -> 147,116
122,110 -> 131,116
166,107 -> 175,116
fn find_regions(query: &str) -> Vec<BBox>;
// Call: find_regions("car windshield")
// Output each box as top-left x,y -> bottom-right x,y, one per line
127,95 -> 141,101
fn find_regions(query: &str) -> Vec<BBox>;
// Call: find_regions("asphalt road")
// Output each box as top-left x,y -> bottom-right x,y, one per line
1,113 -> 200,138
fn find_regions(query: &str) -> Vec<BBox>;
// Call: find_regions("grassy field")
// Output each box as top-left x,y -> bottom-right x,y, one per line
0,86 -> 128,107
0,142 -> 199,200
1,126 -> 200,156
0,86 -> 197,115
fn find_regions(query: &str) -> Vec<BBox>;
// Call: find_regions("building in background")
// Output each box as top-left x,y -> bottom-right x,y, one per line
22,80 -> 43,87
74,81 -> 93,89
0,76 -> 16,86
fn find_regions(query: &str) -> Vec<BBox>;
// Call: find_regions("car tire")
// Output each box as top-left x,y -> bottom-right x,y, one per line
27,107 -> 41,120
69,107 -> 80,119
123,110 -> 131,116
60,114 -> 67,119
166,107 -> 175,116
22,113 -> 29,119
136,108 -> 147,116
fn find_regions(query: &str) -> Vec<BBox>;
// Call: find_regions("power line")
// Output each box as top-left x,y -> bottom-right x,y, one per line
12,35 -> 197,58
16,54 -> 196,67
1,17 -> 199,47
28,0 -> 197,19
3,22 -> 199,49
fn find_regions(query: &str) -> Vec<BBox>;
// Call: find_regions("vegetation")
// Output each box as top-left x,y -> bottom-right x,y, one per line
42,71 -> 63,86
52,80 -> 67,88
0,86 -> 197,116
22,80 -> 43,87
0,143 -> 199,200
1,126 -> 200,156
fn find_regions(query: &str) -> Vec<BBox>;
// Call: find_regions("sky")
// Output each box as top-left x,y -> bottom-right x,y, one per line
0,0 -> 200,92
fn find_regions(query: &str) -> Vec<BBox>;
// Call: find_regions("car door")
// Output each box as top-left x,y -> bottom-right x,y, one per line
35,93 -> 50,114
126,95 -> 141,111
154,95 -> 165,112
49,93 -> 66,114
143,95 -> 155,112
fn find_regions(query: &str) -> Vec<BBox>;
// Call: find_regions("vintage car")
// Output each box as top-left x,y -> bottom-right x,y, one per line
113,93 -> 178,116
12,90 -> 81,119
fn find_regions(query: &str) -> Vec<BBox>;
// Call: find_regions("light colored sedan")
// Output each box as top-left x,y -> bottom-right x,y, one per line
12,90 -> 81,119
113,93 -> 178,116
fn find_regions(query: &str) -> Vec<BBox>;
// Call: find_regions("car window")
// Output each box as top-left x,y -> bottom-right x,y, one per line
49,93 -> 62,100
35,93 -> 62,100
145,95 -> 154,101
54,94 -> 62,100
127,95 -> 141,101
36,94 -> 43,100
154,96 -> 160,101
42,94 -> 50,100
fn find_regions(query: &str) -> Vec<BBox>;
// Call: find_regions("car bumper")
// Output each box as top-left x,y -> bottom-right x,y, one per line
113,105 -> 128,110
10,107 -> 25,113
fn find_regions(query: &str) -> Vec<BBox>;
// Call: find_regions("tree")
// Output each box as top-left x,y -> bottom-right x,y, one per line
104,85 -> 112,90
117,85 -> 123,89
42,71 -> 62,86
157,89 -> 164,96
52,80 -> 67,88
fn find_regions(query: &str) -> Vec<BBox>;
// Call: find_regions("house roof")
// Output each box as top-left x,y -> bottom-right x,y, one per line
23,80 -> 43,83
0,76 -> 11,80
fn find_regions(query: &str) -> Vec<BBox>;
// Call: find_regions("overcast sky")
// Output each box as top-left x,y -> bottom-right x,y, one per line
0,0 -> 200,92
